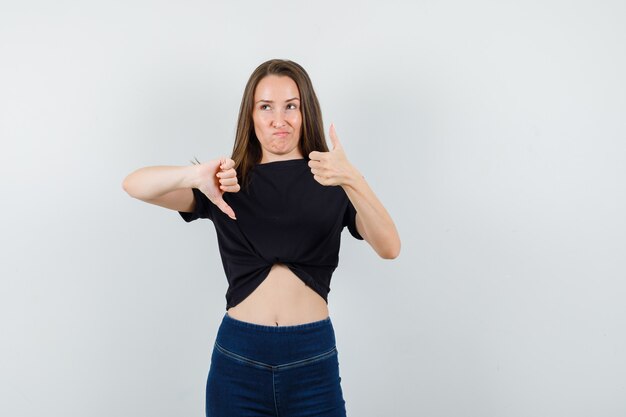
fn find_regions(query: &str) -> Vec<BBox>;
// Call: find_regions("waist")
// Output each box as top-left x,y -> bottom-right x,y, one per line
226,263 -> 330,326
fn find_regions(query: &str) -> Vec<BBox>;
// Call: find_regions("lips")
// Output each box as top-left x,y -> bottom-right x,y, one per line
273,131 -> 289,137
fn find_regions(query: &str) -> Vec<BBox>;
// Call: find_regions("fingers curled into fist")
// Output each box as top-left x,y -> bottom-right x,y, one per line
216,157 -> 241,193
197,156 -> 240,221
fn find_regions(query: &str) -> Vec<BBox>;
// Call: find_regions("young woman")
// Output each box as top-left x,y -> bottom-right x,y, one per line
122,59 -> 400,417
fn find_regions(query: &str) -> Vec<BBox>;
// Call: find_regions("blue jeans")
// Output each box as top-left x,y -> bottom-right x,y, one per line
206,312 -> 347,416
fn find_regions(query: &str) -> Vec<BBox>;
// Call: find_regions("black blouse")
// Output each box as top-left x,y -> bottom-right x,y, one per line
179,157 -> 363,310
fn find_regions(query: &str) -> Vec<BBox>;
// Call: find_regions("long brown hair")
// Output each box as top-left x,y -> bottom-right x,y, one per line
228,59 -> 328,191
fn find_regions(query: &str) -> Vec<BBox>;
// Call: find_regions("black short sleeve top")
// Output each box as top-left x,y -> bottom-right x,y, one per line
178,158 -> 363,310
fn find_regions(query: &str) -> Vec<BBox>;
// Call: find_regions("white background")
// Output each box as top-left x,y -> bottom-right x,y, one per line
1,1 -> 625,416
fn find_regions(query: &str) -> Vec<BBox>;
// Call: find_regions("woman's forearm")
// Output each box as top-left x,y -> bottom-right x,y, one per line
342,166 -> 401,259
122,165 -> 199,201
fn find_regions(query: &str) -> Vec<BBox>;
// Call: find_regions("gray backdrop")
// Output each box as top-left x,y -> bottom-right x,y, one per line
1,1 -> 625,416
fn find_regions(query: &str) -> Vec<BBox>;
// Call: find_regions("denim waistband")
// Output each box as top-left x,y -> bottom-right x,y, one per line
223,312 -> 332,332
214,313 -> 337,366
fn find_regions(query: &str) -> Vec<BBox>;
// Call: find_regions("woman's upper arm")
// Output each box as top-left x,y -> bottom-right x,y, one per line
145,188 -> 195,212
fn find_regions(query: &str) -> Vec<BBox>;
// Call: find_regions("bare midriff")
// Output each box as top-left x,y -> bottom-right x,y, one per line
226,263 -> 330,326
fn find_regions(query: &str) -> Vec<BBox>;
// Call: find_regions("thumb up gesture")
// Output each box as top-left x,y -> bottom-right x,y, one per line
308,123 -> 356,187
196,157 -> 240,220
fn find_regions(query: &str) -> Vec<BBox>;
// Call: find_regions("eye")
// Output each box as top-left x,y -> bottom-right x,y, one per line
260,104 -> 271,110
287,103 -> 298,110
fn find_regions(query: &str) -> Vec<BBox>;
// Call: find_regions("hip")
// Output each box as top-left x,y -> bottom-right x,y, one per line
206,313 -> 347,416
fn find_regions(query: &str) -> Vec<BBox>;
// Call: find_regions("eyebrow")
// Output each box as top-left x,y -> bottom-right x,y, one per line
255,97 -> 300,104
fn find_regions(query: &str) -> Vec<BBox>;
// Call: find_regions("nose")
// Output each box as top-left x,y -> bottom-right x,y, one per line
272,118 -> 285,128
273,106 -> 292,127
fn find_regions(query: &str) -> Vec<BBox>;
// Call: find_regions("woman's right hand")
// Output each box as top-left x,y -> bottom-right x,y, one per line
195,157 -> 240,220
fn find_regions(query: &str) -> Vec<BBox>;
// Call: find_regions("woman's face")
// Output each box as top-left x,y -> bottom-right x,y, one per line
252,75 -> 303,163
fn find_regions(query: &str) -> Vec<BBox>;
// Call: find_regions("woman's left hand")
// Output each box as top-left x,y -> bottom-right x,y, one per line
308,123 -> 358,187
